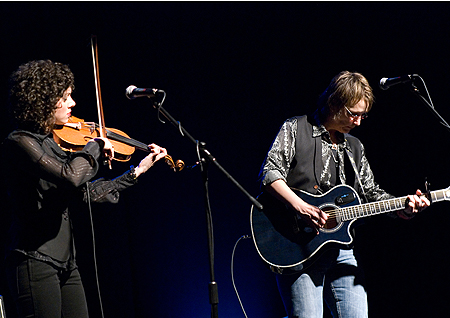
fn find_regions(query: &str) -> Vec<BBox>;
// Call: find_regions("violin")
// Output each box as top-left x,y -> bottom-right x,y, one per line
52,35 -> 184,172
53,116 -> 184,172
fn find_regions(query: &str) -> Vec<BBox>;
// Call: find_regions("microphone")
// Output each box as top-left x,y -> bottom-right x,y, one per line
125,85 -> 164,100
379,74 -> 418,90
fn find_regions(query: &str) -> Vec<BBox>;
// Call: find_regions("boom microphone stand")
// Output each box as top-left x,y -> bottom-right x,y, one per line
407,75 -> 450,133
136,90 -> 262,318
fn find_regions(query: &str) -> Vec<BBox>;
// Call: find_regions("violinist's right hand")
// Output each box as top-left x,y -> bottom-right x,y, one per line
91,137 -> 115,160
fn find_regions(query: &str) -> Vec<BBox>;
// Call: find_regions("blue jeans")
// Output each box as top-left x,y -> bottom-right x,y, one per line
6,253 -> 89,318
276,249 -> 368,318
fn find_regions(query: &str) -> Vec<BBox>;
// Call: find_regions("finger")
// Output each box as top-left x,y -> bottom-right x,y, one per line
407,195 -> 416,207
419,197 -> 430,210
298,211 -> 320,233
149,144 -> 164,152
311,220 -> 320,234
405,198 -> 416,213
155,153 -> 167,161
314,215 -> 326,227
411,196 -> 422,213
312,209 -> 327,227
319,209 -> 328,221
409,199 -> 418,212
148,144 -> 157,152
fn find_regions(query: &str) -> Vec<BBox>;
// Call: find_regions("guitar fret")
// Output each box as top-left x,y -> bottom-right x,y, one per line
348,207 -> 354,220
365,204 -> 370,216
432,191 -> 439,202
375,202 -> 381,214
395,199 -> 404,210
386,201 -> 391,211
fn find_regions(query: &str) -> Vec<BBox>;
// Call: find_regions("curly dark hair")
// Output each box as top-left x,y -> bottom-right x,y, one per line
8,60 -> 75,134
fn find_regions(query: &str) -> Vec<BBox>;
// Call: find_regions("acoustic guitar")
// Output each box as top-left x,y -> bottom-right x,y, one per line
250,184 -> 450,274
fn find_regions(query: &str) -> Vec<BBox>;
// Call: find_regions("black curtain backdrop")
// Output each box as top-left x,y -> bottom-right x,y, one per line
1,2 -> 449,318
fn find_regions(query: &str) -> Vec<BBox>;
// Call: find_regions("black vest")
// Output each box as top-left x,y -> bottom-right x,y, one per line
286,115 -> 363,195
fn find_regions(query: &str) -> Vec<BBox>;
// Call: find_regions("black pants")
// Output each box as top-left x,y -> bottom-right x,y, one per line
6,253 -> 89,318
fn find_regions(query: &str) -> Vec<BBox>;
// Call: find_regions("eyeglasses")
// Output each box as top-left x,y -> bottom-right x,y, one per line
344,106 -> 368,120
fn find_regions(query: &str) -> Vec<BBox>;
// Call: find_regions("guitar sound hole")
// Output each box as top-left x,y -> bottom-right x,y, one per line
321,205 -> 341,232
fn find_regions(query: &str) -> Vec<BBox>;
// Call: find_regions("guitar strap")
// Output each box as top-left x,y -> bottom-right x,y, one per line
344,145 -> 368,203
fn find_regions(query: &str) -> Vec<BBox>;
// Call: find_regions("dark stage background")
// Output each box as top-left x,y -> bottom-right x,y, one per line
1,2 -> 450,318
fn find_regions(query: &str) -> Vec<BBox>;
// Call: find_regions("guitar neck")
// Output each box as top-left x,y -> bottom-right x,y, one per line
341,189 -> 450,221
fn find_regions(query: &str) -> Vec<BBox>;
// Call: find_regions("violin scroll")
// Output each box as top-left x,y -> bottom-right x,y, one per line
164,155 -> 185,172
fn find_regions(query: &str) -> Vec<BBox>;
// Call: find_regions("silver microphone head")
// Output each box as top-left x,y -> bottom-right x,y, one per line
125,85 -> 138,99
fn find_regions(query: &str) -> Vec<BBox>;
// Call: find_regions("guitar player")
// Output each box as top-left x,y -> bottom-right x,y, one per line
258,71 -> 430,318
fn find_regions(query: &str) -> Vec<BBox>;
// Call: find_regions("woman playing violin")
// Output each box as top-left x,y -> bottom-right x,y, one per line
1,60 -> 167,318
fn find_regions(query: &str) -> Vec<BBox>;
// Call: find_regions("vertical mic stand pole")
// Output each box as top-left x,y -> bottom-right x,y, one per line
408,83 -> 450,133
198,143 -> 219,317
151,102 -> 263,318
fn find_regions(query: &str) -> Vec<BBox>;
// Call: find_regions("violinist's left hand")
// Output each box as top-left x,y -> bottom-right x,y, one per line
134,144 -> 168,177
397,189 -> 430,220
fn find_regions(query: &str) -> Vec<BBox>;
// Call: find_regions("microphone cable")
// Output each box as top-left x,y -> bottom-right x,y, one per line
85,182 -> 106,318
231,234 -> 252,318
415,75 -> 435,108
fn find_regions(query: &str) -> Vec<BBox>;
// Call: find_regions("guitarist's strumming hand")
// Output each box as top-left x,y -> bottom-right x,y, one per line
397,189 -> 430,220
293,200 -> 328,234
266,179 -> 328,234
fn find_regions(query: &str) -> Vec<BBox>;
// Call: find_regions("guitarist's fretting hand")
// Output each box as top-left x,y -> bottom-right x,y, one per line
266,179 -> 328,234
398,189 -> 430,220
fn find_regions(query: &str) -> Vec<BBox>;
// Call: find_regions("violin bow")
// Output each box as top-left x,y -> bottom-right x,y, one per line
90,35 -> 112,168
